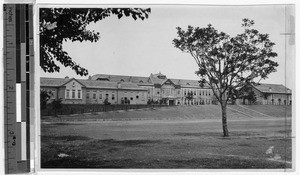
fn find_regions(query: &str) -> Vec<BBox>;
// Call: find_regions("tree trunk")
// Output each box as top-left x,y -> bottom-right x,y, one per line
221,104 -> 229,137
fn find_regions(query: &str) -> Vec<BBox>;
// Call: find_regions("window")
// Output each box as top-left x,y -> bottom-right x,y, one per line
112,94 -> 115,100
194,90 -> 196,95
78,90 -> 81,99
130,97 -> 133,100
72,90 -> 75,99
99,94 -> 102,99
93,93 -> 96,99
87,91 -> 90,99
66,90 -> 70,99
106,94 -> 109,98
157,91 -> 160,94
136,95 -> 139,99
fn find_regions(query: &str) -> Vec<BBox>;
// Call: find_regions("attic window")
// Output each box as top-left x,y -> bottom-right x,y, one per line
120,79 -> 125,82
139,80 -> 143,83
186,83 -> 190,85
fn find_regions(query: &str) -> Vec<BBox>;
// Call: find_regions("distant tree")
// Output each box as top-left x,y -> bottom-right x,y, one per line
40,8 -> 151,76
240,85 -> 257,105
51,98 -> 63,116
173,19 -> 278,137
247,91 -> 257,104
185,91 -> 194,104
40,89 -> 52,109
103,98 -> 111,105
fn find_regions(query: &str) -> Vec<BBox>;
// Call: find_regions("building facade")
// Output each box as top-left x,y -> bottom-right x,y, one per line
237,83 -> 292,105
41,76 -> 148,105
41,72 -> 291,106
41,72 -> 216,105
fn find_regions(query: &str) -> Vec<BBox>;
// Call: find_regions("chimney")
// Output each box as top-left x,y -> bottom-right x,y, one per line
88,76 -> 92,80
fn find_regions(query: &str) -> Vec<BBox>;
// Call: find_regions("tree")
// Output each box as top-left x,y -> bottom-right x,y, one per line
103,98 -> 111,105
185,91 -> 194,104
173,19 -> 278,137
40,89 -> 53,109
51,98 -> 63,116
40,8 -> 151,76
247,91 -> 257,104
240,86 -> 257,104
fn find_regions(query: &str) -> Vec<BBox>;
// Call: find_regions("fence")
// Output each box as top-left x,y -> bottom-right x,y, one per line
41,104 -> 170,116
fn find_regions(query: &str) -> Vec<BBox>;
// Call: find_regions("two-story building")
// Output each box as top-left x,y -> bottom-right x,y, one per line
90,72 -> 215,105
40,76 -> 148,105
41,72 -> 291,106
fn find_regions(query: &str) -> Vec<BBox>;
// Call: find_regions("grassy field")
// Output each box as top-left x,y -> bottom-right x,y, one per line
41,105 -> 292,169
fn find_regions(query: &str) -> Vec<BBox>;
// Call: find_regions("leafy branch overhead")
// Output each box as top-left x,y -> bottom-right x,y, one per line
40,8 -> 151,76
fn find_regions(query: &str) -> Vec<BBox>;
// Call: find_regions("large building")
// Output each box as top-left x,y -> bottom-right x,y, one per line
41,72 -> 291,106
41,72 -> 215,105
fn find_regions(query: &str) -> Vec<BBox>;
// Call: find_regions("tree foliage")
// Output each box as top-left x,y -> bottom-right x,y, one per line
185,91 -> 194,101
240,86 -> 257,104
173,19 -> 278,136
40,8 -> 151,76
51,98 -> 63,116
40,89 -> 52,109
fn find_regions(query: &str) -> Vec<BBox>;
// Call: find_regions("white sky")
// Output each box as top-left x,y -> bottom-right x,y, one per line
40,5 -> 295,89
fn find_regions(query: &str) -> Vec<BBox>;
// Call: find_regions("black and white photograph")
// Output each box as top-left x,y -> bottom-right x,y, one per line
39,4 -> 295,170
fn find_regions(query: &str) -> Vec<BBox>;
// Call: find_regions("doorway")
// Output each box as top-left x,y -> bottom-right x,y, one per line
169,100 -> 174,106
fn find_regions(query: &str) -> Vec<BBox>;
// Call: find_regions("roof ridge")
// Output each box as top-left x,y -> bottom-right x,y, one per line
92,73 -> 149,79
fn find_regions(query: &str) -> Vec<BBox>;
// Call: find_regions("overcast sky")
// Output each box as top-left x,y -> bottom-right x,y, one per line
40,5 -> 295,89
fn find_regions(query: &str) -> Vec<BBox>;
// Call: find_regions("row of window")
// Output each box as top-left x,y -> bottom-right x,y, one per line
183,89 -> 211,96
66,89 -> 81,99
87,92 -> 112,100
86,91 -> 145,101
149,88 -> 212,96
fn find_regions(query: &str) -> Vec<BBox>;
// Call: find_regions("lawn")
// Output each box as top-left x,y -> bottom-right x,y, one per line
41,106 -> 292,169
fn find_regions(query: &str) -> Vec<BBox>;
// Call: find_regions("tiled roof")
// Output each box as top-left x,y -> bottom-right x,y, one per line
42,73 -> 209,89
80,80 -> 147,90
91,74 -> 152,85
40,77 -> 147,91
40,77 -> 70,87
171,79 -> 210,88
253,83 -> 291,94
